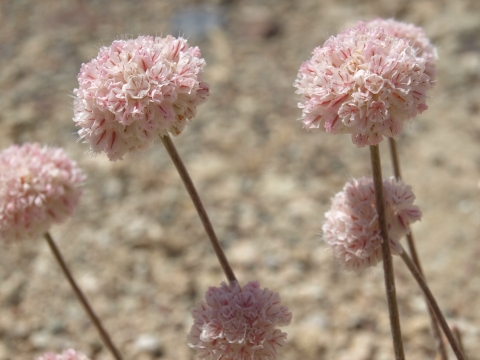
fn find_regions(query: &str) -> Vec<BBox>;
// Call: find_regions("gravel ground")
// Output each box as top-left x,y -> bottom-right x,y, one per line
1,0 -> 480,359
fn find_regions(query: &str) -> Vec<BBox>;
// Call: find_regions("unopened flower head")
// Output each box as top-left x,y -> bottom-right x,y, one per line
322,177 -> 421,272
294,24 -> 432,146
0,143 -> 85,242
188,280 -> 292,360
357,18 -> 437,82
73,35 -> 210,161
37,349 -> 91,360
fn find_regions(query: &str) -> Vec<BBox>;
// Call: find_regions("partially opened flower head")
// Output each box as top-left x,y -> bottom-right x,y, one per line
73,35 -> 210,161
357,18 -> 437,82
0,143 -> 85,242
294,23 -> 433,146
322,177 -> 421,272
188,280 -> 292,360
37,349 -> 91,360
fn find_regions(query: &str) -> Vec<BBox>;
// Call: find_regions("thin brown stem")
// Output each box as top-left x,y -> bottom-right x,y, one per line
369,145 -> 405,360
399,250 -> 467,360
388,137 -> 402,179
160,134 -> 237,283
388,138 -> 448,360
452,326 -> 467,359
44,232 -> 123,360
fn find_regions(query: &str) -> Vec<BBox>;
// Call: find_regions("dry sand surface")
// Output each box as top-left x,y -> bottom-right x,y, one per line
1,0 -> 480,359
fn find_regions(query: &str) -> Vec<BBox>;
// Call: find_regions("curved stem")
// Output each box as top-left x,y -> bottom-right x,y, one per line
369,145 -> 405,360
160,134 -> 237,283
388,138 -> 448,360
44,232 -> 123,360
399,249 -> 467,360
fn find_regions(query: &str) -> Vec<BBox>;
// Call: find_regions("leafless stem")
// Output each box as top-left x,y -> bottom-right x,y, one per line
399,250 -> 466,360
388,138 -> 448,360
160,134 -> 237,283
452,326 -> 467,359
44,232 -> 123,360
369,145 -> 405,360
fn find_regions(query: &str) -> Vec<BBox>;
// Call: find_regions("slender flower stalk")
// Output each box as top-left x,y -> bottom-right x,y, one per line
44,232 -> 123,360
388,138 -> 448,360
0,143 -> 123,360
399,249 -> 467,360
452,326 -> 467,359
160,134 -> 236,283
369,145 -> 405,360
72,36 -> 233,280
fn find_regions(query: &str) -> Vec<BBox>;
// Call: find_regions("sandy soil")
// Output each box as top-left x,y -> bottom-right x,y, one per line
1,0 -> 480,359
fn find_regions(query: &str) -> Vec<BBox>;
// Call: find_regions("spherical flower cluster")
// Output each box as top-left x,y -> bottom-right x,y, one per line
294,23 -> 432,146
73,35 -> 210,161
322,177 -> 421,272
0,143 -> 85,242
37,349 -> 91,360
357,18 -> 437,83
188,280 -> 292,360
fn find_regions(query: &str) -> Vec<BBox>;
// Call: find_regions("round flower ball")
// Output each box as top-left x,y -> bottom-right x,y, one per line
322,177 -> 421,272
0,143 -> 85,242
37,349 -> 91,360
188,280 -> 292,360
73,35 -> 210,161
357,18 -> 437,83
294,23 -> 433,147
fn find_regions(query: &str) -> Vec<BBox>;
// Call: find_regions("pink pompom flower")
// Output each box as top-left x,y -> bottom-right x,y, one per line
37,349 -> 91,360
188,280 -> 292,360
294,23 -> 432,147
73,35 -> 210,161
357,18 -> 437,83
322,177 -> 421,273
0,143 -> 85,242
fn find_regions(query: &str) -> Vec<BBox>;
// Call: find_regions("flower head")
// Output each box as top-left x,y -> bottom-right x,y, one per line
294,23 -> 432,146
357,18 -> 437,83
322,177 -> 421,272
0,143 -> 85,242
73,35 -> 210,161
37,349 -> 91,360
188,281 -> 292,360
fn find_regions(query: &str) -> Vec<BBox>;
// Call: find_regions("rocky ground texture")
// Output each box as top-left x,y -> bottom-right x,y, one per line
1,0 -> 480,359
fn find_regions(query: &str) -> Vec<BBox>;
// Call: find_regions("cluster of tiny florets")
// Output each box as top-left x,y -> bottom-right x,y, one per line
357,18 -> 437,82
188,281 -> 292,360
73,35 -> 210,161
294,24 -> 432,146
322,177 -> 421,272
36,349 -> 90,360
0,143 -> 85,242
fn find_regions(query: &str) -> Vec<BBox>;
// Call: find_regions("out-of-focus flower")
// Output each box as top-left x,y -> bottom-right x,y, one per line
188,280 -> 292,360
357,18 -> 437,83
37,349 -> 91,360
294,23 -> 432,146
322,177 -> 421,272
0,143 -> 85,242
73,35 -> 210,161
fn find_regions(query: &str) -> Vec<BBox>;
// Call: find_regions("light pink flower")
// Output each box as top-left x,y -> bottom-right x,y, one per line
357,18 -> 437,83
322,177 -> 421,272
37,349 -> 91,360
294,23 -> 432,146
0,143 -> 85,242
73,35 -> 210,161
188,281 -> 292,360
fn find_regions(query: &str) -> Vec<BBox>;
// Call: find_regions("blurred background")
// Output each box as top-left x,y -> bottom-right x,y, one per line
1,0 -> 480,359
